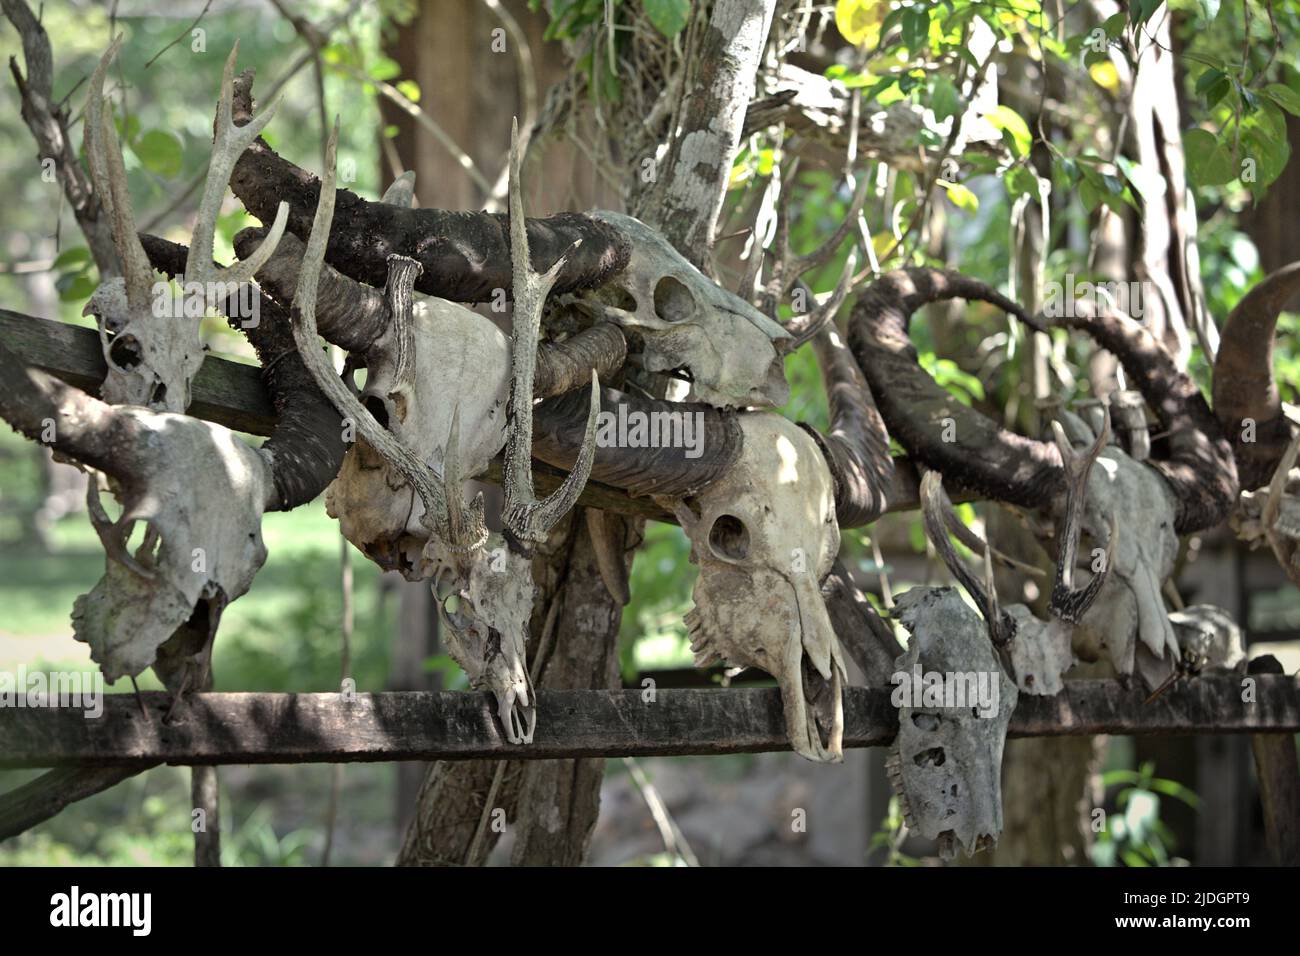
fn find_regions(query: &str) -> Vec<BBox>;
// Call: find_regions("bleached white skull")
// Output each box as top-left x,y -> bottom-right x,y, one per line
1231,434 -> 1300,587
886,586 -> 1018,860
72,410 -> 272,690
588,211 -> 792,408
673,412 -> 847,762
327,299 -> 509,577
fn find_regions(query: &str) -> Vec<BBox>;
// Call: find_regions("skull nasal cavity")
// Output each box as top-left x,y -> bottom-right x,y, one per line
708,514 -> 750,560
654,276 -> 695,323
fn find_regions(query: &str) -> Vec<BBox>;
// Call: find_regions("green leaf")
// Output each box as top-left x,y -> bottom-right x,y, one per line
395,79 -> 421,104
931,77 -> 961,122
644,0 -> 690,38
1264,83 -> 1300,117
133,129 -> 183,178
51,246 -> 92,271
1184,128 -> 1235,186
938,179 -> 979,212
984,105 -> 1032,158
55,272 -> 97,302
1005,164 -> 1039,199
1196,68 -> 1230,107
1197,0 -> 1220,20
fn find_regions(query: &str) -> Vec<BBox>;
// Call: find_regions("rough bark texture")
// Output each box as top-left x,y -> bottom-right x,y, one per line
1,0 -> 118,274
640,0 -> 776,270
509,509 -> 628,865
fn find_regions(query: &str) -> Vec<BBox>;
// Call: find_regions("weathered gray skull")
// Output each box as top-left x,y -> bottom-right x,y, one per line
886,586 -> 1018,859
72,409 -> 272,688
588,211 -> 792,408
326,298 -> 509,577
1058,411 -> 1182,688
435,543 -> 538,744
673,412 -> 846,762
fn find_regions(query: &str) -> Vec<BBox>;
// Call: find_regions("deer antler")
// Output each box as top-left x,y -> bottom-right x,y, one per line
286,119 -> 466,550
501,118 -> 601,547
83,36 -> 154,315
182,41 -> 289,293
1048,406 -> 1118,623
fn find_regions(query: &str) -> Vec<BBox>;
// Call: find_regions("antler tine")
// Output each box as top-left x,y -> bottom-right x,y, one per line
787,250 -> 858,350
919,470 -> 1013,646
286,118 -> 455,544
502,117 -> 601,546
85,36 -> 154,308
185,43 -> 288,289
1048,405 -> 1116,622
442,405 -> 489,552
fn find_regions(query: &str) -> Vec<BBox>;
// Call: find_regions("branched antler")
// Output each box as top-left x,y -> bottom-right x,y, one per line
501,118 -> 601,547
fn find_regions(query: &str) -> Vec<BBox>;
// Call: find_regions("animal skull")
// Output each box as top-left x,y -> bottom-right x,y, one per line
586,211 -> 792,408
1058,411 -> 1182,689
886,586 -> 1018,859
81,40 -> 287,414
672,412 -> 847,762
917,408 -> 1115,697
326,298 -> 510,578
297,122 -> 598,744
72,409 -> 272,691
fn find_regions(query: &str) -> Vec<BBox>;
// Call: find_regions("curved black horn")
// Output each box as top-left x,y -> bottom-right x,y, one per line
140,234 -> 346,511
226,71 -> 628,303
849,268 -> 1065,511
1212,261 -> 1300,490
531,386 -> 742,499
806,322 -> 895,527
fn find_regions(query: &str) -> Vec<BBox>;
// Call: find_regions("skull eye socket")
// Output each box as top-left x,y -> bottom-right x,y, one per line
653,276 -> 695,323
707,513 -> 750,561
364,395 -> 392,431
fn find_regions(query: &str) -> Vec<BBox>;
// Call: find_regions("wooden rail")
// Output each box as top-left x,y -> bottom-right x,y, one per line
2,677 -> 1296,769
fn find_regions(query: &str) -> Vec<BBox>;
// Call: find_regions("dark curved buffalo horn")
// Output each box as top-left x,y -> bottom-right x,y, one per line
1057,307 -> 1236,533
806,322 -> 895,527
848,268 -> 1065,511
140,234 -> 346,511
1212,261 -> 1300,490
231,226 -> 628,399
227,71 -> 628,303
531,386 -> 742,499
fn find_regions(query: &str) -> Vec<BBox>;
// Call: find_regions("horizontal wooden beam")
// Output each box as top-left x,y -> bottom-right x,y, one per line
1,676 -> 1295,768
0,310 -> 937,520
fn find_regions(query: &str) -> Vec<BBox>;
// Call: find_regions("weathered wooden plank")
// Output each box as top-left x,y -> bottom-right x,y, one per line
1247,657 -> 1300,865
1,677 -> 1295,769
0,310 -> 938,519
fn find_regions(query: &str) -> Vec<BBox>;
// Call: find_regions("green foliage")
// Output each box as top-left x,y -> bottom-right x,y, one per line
1091,761 -> 1200,867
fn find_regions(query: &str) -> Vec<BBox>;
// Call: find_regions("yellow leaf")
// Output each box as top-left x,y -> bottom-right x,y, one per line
1089,61 -> 1120,92
835,0 -> 884,48
938,180 -> 979,212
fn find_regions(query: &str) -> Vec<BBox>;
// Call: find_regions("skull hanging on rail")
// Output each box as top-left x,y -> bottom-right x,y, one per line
886,585 -> 1018,859
672,412 -> 847,762
583,211 -> 793,408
